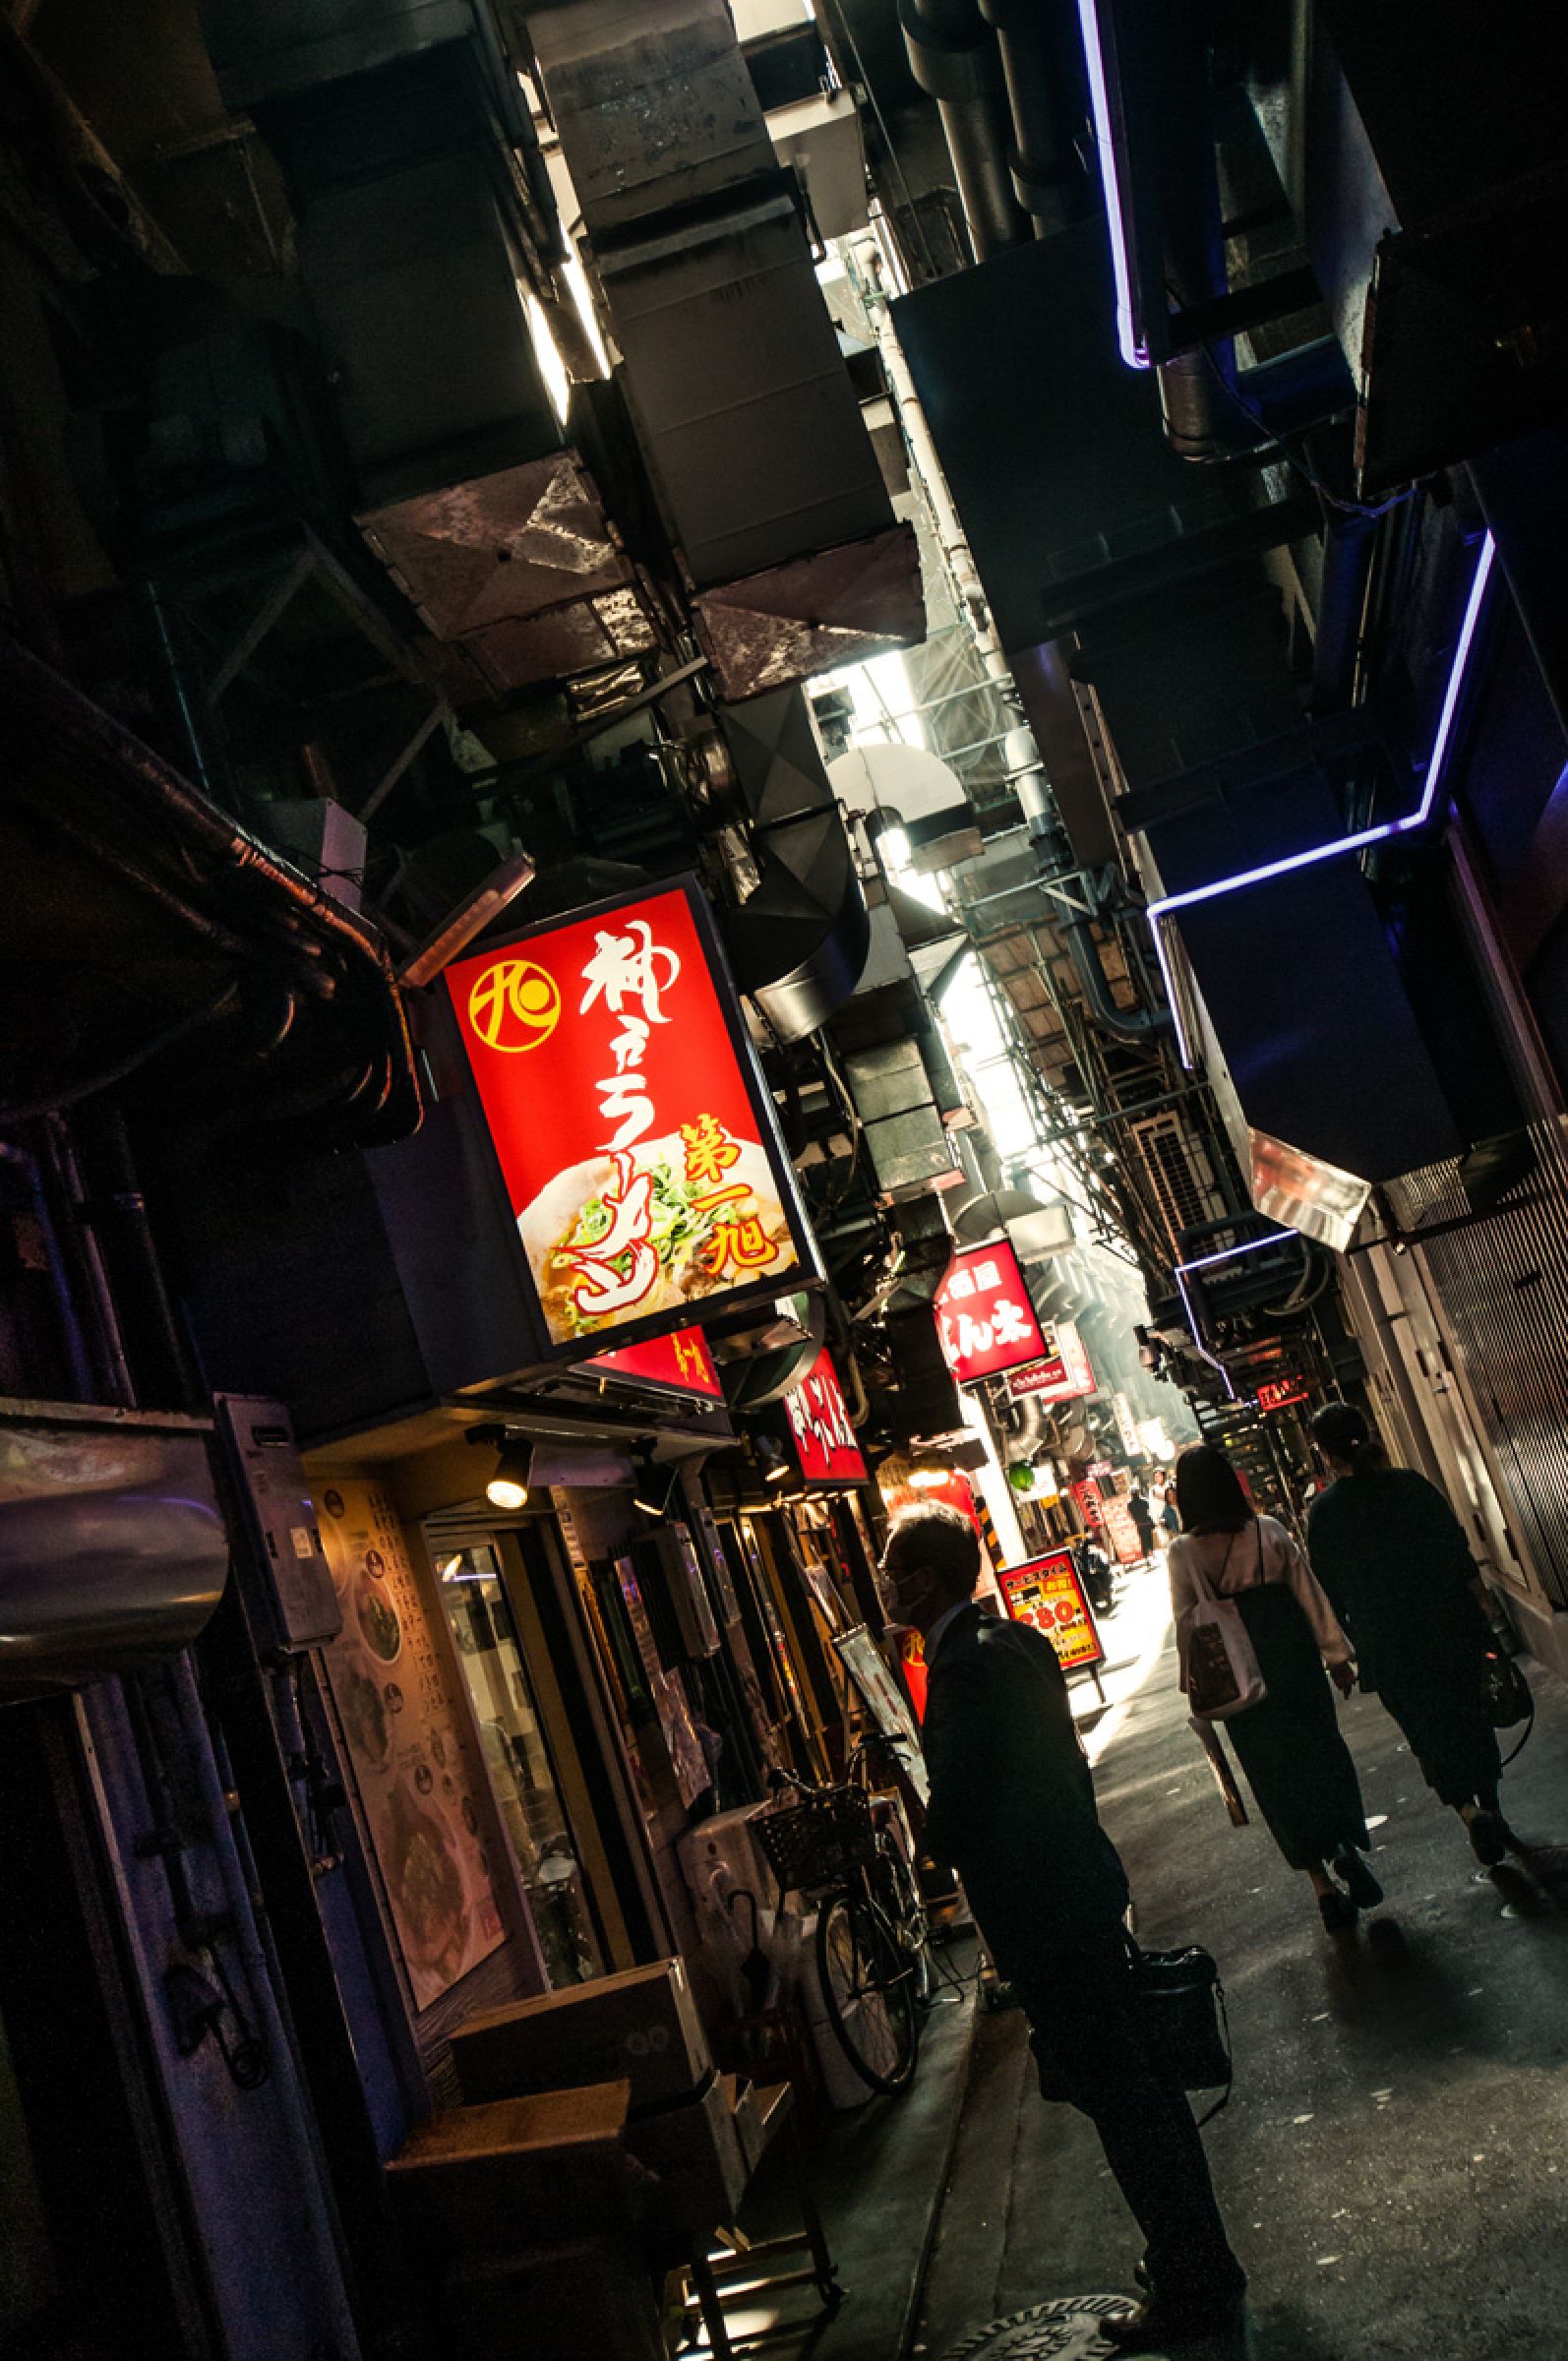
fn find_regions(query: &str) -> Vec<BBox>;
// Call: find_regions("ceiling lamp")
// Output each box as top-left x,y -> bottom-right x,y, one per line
754,1435 -> 793,1486
633,1445 -> 679,1520
485,1436 -> 535,1513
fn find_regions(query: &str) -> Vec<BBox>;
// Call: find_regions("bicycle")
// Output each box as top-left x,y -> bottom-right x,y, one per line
752,1739 -> 935,2096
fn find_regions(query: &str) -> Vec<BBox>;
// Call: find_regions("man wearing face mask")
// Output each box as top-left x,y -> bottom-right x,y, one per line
881,1501 -> 1246,2352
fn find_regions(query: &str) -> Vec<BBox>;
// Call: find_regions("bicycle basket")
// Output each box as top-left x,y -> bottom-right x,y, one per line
753,1787 -> 877,1892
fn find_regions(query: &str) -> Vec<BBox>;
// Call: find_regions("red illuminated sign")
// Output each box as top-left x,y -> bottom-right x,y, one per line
933,1241 -> 1048,1385
585,1327 -> 725,1400
1255,1376 -> 1310,1413
997,1550 -> 1104,1673
1100,1493 -> 1145,1566
783,1349 -> 868,1486
446,880 -> 815,1357
1005,1321 -> 1096,1404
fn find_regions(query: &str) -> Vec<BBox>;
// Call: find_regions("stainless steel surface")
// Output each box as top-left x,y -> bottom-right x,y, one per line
0,1404 -> 228,1694
694,523 -> 924,701
358,454 -> 635,637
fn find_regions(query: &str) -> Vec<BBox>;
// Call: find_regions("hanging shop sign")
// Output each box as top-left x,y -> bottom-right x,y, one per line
446,878 -> 817,1357
933,1241 -> 1048,1384
783,1348 -> 868,1485
1255,1375 -> 1310,1413
584,1326 -> 725,1399
1005,1320 -> 1096,1404
997,1549 -> 1104,1674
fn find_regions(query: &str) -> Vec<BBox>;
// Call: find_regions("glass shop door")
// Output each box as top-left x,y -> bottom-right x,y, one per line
432,1541 -> 606,1989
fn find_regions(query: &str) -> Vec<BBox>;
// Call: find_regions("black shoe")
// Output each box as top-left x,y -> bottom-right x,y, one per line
1101,2291 -> 1248,2349
1468,1809 -> 1507,1867
1318,1886 -> 1357,1933
1333,1848 -> 1385,1910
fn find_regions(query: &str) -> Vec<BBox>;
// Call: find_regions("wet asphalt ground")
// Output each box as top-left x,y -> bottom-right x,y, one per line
916,1568 -> 1568,2361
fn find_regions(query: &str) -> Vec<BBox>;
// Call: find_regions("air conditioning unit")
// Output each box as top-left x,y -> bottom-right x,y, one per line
1126,1110 -> 1227,1256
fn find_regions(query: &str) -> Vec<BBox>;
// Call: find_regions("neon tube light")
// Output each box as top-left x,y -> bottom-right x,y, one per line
1173,1229 -> 1300,1401
1149,530 -> 1496,1068
1075,0 -> 1148,370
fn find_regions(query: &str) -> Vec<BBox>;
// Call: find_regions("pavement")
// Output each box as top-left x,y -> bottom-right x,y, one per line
915,1566 -> 1568,2361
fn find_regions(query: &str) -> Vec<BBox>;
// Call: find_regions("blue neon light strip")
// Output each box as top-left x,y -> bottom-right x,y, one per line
1075,0 -> 1148,371
1173,1229 -> 1300,1402
1149,531 -> 1497,1068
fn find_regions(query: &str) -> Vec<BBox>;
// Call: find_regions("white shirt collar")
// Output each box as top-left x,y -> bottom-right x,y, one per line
924,1597 -> 972,1663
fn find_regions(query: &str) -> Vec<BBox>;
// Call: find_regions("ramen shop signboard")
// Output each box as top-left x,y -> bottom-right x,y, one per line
784,1348 -> 868,1485
933,1241 -> 1048,1384
446,880 -> 816,1357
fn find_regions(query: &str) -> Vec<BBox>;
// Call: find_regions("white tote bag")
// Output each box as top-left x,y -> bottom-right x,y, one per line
1177,1533 -> 1267,1722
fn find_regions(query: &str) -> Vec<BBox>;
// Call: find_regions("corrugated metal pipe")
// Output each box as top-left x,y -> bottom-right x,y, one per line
898,0 -> 1031,261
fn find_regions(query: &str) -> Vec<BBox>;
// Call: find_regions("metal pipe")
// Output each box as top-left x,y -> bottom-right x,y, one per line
980,0 -> 1091,235
899,0 -> 1030,262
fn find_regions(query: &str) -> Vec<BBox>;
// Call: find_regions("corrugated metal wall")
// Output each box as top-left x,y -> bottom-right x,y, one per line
1384,1118 -> 1568,1612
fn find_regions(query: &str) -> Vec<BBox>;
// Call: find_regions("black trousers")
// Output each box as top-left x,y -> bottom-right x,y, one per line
1007,1928 -> 1244,2301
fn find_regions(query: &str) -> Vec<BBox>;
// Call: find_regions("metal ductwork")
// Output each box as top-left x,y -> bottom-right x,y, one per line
719,1293 -> 828,1413
0,1406 -> 228,1698
719,688 -> 872,1042
1023,795 -> 1169,1044
529,0 -> 923,696
898,0 -> 1030,263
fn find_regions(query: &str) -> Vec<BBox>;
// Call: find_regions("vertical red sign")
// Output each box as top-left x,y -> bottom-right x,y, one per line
933,1241 -> 1048,1385
445,879 -> 814,1356
783,1348 -> 868,1485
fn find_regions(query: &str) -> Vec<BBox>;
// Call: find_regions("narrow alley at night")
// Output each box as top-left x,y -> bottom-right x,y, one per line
3,4 -> 1568,2360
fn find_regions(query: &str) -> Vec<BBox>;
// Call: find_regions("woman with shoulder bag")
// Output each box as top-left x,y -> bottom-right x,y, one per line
1306,1403 -> 1516,1866
1171,1445 -> 1380,1934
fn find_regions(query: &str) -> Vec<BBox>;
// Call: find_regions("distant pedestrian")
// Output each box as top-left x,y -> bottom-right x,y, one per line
881,1502 -> 1247,2349
1157,1476 -> 1179,1549
1170,1445 -> 1381,1934
1129,1488 -> 1157,1561
1307,1404 -> 1514,1865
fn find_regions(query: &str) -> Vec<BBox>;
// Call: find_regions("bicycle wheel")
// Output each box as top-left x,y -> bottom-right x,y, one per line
871,1846 -> 939,2007
815,1886 -> 920,2094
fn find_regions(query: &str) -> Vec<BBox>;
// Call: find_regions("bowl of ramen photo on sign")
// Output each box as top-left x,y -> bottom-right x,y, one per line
387,1786 -> 472,1994
519,1130 -> 796,1343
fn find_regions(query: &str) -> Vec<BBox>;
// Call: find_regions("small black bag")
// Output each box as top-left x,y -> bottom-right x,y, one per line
1128,1940 -> 1233,2117
1479,1647 -> 1532,1730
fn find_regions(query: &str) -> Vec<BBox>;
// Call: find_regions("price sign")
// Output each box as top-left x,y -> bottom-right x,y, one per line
996,1549 -> 1104,1673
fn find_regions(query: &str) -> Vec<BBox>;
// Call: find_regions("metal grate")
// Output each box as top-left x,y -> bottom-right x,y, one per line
1126,1110 -> 1226,1258
1384,1119 -> 1568,1612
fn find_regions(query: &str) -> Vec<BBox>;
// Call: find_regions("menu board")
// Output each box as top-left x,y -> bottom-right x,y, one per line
996,1549 -> 1105,1673
315,1477 -> 504,2010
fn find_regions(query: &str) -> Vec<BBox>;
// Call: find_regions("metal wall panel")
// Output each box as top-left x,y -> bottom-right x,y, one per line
1385,1118 -> 1568,1611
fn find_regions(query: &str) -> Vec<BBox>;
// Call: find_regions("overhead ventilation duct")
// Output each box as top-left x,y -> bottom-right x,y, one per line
0,1407 -> 228,1699
719,688 -> 871,1041
718,1293 -> 827,1413
530,0 -> 924,698
978,0 -> 1093,236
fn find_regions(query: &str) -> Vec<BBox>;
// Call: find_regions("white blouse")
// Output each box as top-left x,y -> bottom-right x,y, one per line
1168,1516 -> 1353,1672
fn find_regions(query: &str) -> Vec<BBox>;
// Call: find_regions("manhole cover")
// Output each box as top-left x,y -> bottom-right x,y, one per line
939,2296 -> 1137,2361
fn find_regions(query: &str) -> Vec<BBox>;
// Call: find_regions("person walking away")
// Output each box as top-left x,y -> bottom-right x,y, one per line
1129,1486 -> 1157,1564
1306,1404 -> 1515,1864
1169,1446 -> 1380,1934
881,1502 -> 1246,2350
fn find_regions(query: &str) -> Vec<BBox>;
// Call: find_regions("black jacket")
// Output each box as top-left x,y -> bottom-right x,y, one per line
922,1604 -> 1128,1977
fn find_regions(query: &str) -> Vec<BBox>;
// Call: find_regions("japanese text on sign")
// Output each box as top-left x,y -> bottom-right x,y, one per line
1005,1320 -> 1096,1403
933,1241 -> 1048,1384
445,881 -> 808,1352
997,1549 -> 1104,1672
783,1348 -> 868,1485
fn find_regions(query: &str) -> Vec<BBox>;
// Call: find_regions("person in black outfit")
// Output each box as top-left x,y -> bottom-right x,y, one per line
882,1503 -> 1246,2351
1307,1402 -> 1515,1864
1129,1489 -> 1157,1562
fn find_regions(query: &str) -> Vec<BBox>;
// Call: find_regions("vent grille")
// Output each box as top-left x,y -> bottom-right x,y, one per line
1126,1111 -> 1226,1258
1384,1119 -> 1568,1612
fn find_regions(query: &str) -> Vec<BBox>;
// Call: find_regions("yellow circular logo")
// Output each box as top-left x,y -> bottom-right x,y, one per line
467,957 -> 561,1053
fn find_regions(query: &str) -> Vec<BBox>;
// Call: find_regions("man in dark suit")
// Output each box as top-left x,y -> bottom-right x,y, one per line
882,1502 -> 1245,2350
